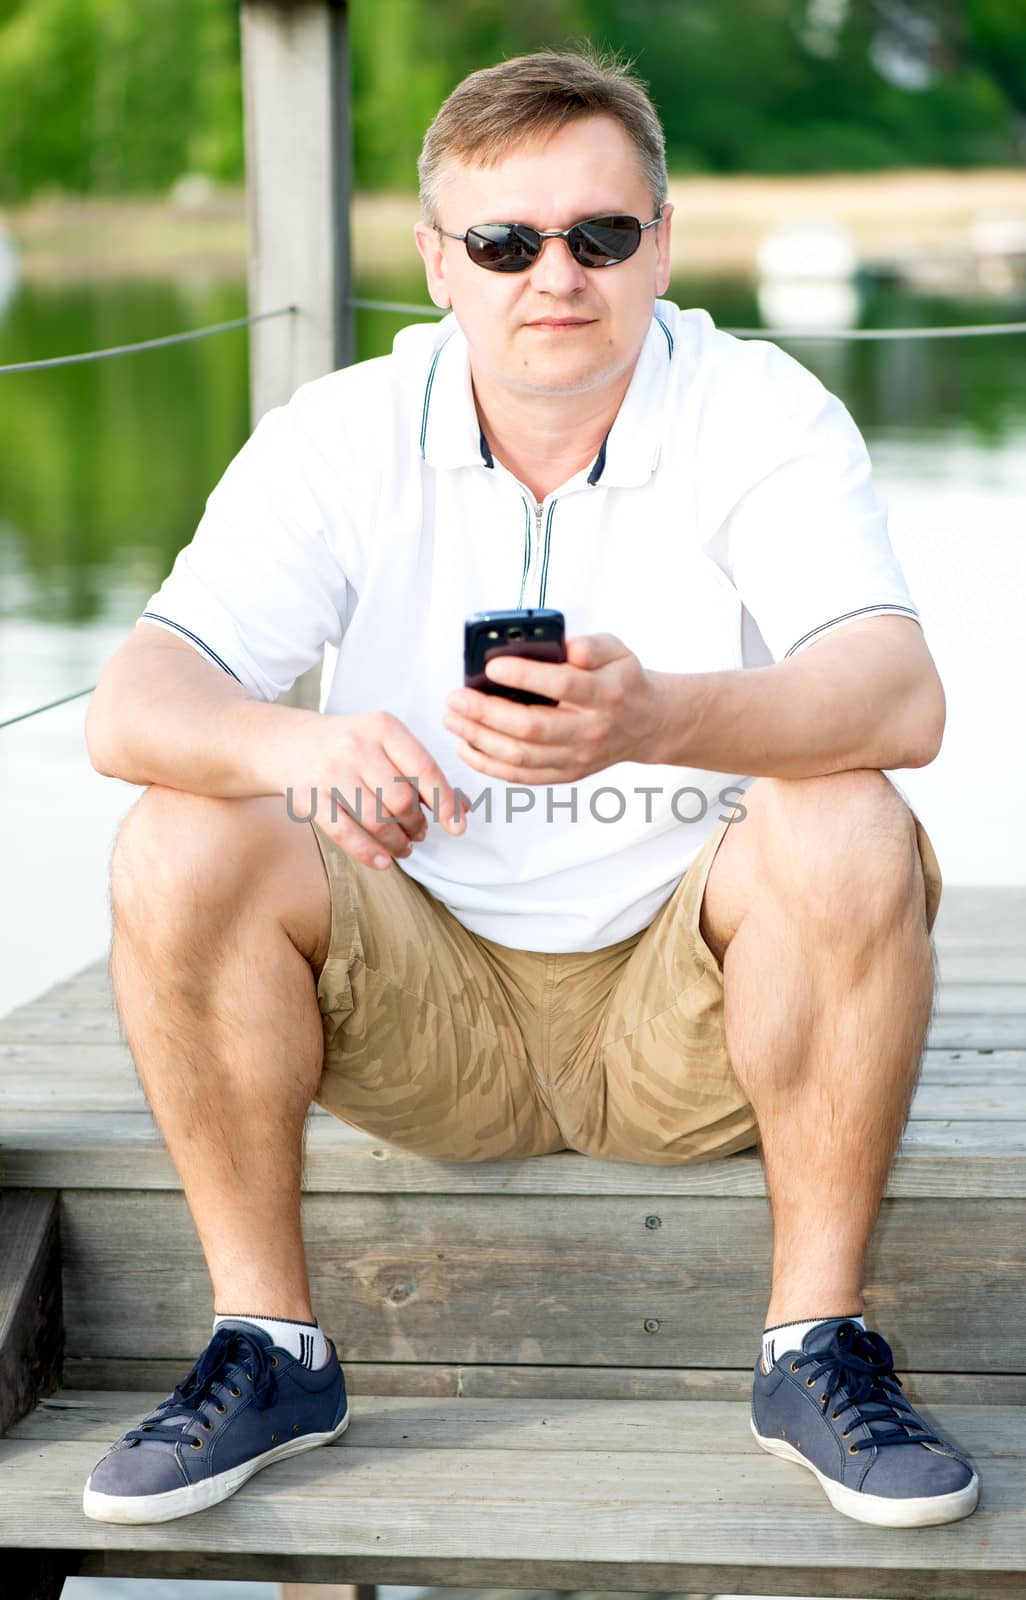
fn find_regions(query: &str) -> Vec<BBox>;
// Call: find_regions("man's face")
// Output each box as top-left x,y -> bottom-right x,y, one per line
414,114 -> 673,400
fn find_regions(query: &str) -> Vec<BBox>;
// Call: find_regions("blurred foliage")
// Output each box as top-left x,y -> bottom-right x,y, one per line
0,0 -> 1024,202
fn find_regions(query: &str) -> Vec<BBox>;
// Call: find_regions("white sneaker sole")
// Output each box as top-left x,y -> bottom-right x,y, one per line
82,1403 -> 350,1524
750,1415 -> 979,1527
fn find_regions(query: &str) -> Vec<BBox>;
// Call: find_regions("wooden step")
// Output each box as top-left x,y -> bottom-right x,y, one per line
0,891 -> 1024,1380
1,1388 -> 1023,1599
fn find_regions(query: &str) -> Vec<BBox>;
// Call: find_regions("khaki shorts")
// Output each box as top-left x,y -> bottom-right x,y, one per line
309,787 -> 942,1167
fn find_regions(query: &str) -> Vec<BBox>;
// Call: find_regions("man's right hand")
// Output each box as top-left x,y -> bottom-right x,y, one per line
277,710 -> 466,869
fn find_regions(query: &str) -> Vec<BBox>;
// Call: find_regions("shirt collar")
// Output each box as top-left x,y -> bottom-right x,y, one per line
418,306 -> 676,488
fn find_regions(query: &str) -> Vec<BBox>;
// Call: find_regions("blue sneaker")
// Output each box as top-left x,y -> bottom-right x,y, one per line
83,1321 -> 349,1524
751,1316 -> 979,1527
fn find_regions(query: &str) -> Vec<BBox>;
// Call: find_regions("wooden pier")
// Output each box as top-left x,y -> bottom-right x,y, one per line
1,885 -> 1024,1598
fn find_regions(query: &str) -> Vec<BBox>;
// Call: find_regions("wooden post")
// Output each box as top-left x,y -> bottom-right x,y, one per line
241,0 -> 354,712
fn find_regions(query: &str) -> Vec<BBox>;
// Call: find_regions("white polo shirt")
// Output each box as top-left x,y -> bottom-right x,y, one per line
138,298 -> 921,952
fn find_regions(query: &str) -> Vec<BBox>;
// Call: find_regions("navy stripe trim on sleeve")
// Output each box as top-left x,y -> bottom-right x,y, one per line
784,604 -> 921,659
139,613 -> 245,684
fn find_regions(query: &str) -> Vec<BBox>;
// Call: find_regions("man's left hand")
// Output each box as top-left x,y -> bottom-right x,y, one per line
443,633 -> 666,785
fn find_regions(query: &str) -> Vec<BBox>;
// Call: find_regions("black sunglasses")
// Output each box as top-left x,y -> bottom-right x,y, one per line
436,213 -> 662,272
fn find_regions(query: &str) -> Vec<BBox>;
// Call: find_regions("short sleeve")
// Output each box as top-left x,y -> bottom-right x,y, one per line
710,352 -> 919,663
137,401 -> 352,702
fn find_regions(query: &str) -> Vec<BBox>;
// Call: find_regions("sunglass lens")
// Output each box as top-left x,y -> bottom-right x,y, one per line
466,223 -> 540,272
568,215 -> 642,266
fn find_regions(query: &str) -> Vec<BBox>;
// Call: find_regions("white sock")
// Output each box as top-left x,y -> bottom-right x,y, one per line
760,1313 -> 866,1375
212,1311 -> 331,1370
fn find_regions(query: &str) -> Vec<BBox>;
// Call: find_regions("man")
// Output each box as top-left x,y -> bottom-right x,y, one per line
81,47 -> 976,1531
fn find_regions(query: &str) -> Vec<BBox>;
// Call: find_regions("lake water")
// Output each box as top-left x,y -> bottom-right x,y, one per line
2,267 -> 1023,1598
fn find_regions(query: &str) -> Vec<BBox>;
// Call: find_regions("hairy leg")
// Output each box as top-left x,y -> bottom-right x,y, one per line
699,770 -> 936,1325
109,785 -> 332,1320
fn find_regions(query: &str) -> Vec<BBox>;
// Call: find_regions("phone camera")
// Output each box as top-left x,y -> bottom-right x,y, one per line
507,627 -> 524,640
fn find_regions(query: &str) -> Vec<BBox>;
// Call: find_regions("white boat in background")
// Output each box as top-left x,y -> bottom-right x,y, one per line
756,220 -> 861,331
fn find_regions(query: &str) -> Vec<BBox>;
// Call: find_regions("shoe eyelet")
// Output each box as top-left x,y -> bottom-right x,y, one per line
271,1433 -> 278,1443
245,1371 -> 253,1381
819,1395 -> 827,1405
215,1402 -> 227,1413
202,1421 -> 213,1431
191,1438 -> 203,1449
230,1386 -> 242,1397
790,1362 -> 799,1373
271,1355 -> 279,1367
805,1376 -> 815,1386
841,1428 -> 850,1437
292,1423 -> 300,1433
849,1444 -> 859,1454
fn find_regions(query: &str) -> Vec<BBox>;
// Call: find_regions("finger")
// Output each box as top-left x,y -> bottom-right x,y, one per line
331,770 -> 419,854
444,690 -> 569,746
456,740 -> 568,786
564,632 -> 627,670
482,654 -> 593,706
381,720 -> 466,833
316,797 -> 412,870
451,717 -> 557,770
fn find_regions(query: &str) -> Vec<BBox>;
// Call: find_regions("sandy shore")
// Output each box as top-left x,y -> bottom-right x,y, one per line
3,169 -> 1025,282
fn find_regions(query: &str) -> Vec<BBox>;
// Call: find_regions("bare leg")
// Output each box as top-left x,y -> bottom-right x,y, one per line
109,785 -> 332,1322
699,770 -> 936,1326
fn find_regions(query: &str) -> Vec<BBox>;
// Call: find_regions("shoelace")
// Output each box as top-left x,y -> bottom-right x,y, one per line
791,1322 -> 956,1454
123,1327 -> 279,1449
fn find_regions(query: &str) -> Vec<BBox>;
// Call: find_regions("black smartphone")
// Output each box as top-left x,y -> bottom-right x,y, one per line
464,608 -> 566,706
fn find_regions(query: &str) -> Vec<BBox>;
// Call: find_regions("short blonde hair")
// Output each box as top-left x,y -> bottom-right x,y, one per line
417,46 -> 668,228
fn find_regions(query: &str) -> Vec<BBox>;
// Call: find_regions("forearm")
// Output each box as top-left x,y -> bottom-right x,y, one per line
86,643 -> 321,797
645,627 -> 944,778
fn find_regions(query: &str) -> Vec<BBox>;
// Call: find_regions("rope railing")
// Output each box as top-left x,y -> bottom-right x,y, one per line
5,291 -> 1026,729
0,687 -> 96,730
0,305 -> 297,374
3,298 -> 1024,376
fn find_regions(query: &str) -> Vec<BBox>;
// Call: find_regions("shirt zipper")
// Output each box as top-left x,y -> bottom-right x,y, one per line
518,495 -> 556,609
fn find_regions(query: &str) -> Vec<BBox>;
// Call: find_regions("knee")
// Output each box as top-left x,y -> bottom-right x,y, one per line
751,770 -> 922,932
110,785 -> 265,935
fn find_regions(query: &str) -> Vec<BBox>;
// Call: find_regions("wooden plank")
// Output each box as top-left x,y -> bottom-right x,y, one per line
55,1190 -> 1026,1371
930,887 -> 1026,947
69,1549 -> 1026,1600
6,1039 -> 1026,1108
0,1192 -> 63,1437
926,1016 -> 1026,1048
3,1112 -> 1026,1198
936,954 -> 1026,984
9,1391 -> 1020,1458
933,985 -> 1026,1014
56,1358 -> 1026,1405
5,984 -> 1026,1045
72,1548 -> 1026,1600
0,1412 -> 1022,1586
